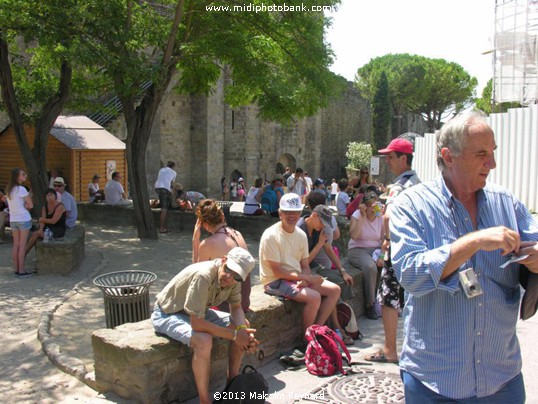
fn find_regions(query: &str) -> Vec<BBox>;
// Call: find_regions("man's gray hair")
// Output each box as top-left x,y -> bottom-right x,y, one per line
436,112 -> 489,170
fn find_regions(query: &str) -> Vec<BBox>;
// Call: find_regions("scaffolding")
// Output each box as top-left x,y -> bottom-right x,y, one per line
493,0 -> 538,104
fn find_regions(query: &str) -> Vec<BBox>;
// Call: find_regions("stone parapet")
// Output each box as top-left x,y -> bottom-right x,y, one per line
92,268 -> 365,403
36,225 -> 85,275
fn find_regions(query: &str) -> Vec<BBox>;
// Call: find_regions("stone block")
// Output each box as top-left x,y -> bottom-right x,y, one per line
92,267 -> 365,403
36,225 -> 85,275
92,285 -> 302,403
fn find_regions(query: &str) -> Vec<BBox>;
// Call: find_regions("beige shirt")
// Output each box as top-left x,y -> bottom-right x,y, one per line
259,222 -> 309,285
156,260 -> 241,318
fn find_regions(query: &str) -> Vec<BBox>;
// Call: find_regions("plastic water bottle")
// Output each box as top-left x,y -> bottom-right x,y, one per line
335,329 -> 343,340
44,228 -> 51,243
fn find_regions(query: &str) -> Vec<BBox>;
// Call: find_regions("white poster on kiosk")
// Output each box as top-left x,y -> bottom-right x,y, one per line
370,156 -> 380,176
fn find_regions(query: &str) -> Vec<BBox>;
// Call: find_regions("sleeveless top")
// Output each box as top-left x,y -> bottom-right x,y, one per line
45,203 -> 67,238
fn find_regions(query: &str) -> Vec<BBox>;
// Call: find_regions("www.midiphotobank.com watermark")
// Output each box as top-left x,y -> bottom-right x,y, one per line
206,3 -> 336,13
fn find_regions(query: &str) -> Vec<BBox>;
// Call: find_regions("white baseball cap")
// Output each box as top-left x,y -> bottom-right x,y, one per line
279,193 -> 303,211
226,247 -> 255,282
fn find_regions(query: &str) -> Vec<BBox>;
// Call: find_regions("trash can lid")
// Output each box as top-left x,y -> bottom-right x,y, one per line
93,270 -> 157,290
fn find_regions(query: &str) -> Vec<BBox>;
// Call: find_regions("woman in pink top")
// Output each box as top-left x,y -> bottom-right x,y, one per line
347,191 -> 385,319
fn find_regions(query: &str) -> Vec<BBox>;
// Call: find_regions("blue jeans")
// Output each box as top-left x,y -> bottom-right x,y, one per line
10,220 -> 32,231
401,370 -> 525,404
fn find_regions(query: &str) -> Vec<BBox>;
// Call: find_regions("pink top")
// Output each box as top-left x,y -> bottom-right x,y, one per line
348,210 -> 383,249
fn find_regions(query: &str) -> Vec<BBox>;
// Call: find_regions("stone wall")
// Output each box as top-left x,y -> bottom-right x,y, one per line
103,71 -> 427,199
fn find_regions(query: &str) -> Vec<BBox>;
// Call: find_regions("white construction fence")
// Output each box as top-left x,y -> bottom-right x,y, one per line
413,104 -> 538,212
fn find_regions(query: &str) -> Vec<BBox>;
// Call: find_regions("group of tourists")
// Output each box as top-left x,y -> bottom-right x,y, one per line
3,170 -> 77,277
150,112 -> 538,404
4,112 -> 537,403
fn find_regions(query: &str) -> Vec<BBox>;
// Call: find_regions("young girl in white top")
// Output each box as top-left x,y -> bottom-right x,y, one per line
6,168 -> 34,277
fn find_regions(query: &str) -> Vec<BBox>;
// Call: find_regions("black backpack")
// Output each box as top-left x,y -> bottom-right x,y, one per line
213,365 -> 268,403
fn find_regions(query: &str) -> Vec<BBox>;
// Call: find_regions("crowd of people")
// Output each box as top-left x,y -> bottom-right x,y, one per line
3,112 -> 538,403
149,113 -> 538,404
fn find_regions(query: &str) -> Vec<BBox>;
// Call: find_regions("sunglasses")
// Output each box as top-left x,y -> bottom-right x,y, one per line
54,184 -> 64,188
225,266 -> 243,282
361,172 -> 368,175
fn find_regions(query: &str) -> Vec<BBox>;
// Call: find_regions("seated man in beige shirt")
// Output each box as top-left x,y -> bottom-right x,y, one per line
151,247 -> 258,404
259,193 -> 341,338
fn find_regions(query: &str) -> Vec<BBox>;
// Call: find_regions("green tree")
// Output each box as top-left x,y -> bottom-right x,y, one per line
475,79 -> 521,114
82,0 -> 342,239
371,71 -> 391,151
0,0 -> 104,211
1,0 -> 342,238
355,54 -> 477,133
1,1 -> 70,210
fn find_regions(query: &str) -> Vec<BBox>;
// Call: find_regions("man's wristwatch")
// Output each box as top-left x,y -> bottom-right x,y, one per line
384,236 -> 391,241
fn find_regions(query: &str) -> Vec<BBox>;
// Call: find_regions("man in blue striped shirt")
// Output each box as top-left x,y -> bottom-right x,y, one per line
390,112 -> 538,403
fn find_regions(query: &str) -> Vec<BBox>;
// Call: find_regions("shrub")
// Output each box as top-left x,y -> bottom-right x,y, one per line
345,141 -> 372,170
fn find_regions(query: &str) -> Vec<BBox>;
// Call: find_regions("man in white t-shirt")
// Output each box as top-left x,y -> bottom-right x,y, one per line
286,168 -> 307,196
154,161 -> 177,233
330,178 -> 338,206
259,193 -> 340,337
105,172 -> 132,206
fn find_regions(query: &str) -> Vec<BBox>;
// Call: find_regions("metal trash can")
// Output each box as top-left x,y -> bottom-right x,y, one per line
217,201 -> 233,222
93,270 -> 157,329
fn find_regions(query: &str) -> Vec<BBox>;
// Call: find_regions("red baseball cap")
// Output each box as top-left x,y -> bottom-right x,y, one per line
378,138 -> 413,154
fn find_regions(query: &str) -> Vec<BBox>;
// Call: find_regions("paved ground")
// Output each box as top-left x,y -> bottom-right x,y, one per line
1,212 -> 538,403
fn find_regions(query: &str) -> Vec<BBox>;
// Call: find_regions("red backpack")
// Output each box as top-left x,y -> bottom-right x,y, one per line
304,325 -> 351,376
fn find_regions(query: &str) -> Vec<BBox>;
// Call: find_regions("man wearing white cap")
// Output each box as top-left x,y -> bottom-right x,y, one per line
152,247 -> 258,404
259,193 -> 341,336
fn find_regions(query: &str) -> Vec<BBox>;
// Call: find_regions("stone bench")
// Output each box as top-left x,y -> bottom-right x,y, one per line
36,225 -> 85,275
92,267 -> 364,404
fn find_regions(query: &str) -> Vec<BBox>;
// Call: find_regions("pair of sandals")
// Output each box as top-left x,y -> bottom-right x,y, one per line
364,349 -> 399,364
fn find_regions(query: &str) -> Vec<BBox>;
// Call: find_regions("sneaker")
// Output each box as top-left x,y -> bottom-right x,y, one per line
15,272 -> 34,278
366,306 -> 379,320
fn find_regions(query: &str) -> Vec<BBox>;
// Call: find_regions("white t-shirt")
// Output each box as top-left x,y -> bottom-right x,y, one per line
305,176 -> 313,193
88,182 -> 100,203
330,182 -> 338,195
259,222 -> 309,285
154,167 -> 177,191
335,191 -> 350,215
105,180 -> 125,205
243,187 -> 261,214
7,185 -> 31,222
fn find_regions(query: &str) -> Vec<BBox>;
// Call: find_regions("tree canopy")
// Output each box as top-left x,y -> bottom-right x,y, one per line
355,53 -> 477,132
0,0 -> 104,210
1,0 -> 343,238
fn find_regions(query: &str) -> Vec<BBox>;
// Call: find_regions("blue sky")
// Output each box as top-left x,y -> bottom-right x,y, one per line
326,0 -> 495,94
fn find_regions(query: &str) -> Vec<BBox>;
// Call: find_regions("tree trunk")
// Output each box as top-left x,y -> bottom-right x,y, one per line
125,119 -> 157,240
122,82 -> 170,240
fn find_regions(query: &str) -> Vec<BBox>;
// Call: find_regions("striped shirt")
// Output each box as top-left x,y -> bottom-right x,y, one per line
390,176 -> 538,399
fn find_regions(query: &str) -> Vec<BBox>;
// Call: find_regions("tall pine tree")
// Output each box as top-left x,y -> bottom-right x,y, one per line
371,71 -> 391,151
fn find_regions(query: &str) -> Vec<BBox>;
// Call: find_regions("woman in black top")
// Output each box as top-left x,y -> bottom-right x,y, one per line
25,188 -> 66,256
